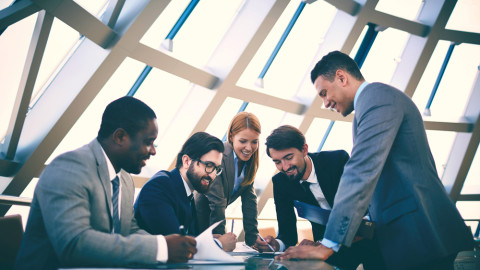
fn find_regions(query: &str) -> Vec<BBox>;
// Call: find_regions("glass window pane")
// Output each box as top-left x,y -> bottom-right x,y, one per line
375,0 -> 424,21
143,0 -> 245,67
239,0 -> 336,100
31,18 -> 85,106
412,40 -> 450,112
446,0 -> 480,34
47,57 -> 146,163
360,28 -> 409,85
414,42 -> 480,118
73,0 -> 108,17
139,85 -> 217,177
462,144 -> 480,195
428,43 -> 480,118
0,0 -> 15,10
205,97 -> 245,140
141,0 -> 192,48
426,130 -> 457,179
0,14 -> 37,139
305,118 -> 353,154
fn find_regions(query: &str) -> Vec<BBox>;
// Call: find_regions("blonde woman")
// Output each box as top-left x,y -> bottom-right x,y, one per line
195,112 -> 260,246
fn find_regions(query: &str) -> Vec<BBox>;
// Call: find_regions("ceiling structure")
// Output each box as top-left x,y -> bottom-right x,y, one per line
0,0 -> 479,235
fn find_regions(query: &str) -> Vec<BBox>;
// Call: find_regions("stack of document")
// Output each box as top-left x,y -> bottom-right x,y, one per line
192,220 -> 244,263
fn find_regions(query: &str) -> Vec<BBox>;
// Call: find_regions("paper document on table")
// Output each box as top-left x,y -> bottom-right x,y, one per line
233,242 -> 258,252
192,220 -> 243,262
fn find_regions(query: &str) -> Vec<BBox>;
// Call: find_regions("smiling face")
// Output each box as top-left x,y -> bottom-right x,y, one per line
230,128 -> 259,162
269,146 -> 308,182
313,71 -> 355,117
185,150 -> 223,194
120,118 -> 158,174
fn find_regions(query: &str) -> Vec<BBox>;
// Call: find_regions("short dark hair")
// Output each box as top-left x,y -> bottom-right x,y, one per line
265,125 -> 305,157
98,96 -> 156,139
176,132 -> 225,169
310,50 -> 364,83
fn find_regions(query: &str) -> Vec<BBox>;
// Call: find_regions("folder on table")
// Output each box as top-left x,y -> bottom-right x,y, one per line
293,200 -> 375,239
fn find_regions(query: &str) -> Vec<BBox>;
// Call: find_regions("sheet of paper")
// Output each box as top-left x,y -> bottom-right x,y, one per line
233,242 -> 258,252
192,220 -> 243,262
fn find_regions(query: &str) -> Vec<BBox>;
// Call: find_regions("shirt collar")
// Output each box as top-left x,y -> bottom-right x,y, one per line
299,155 -> 316,185
100,145 -> 118,181
304,155 -> 317,184
180,173 -> 193,197
354,81 -> 369,110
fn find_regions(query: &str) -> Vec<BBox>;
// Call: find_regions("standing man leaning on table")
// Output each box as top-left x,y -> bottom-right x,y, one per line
134,132 -> 237,252
14,97 -> 196,270
277,51 -> 475,270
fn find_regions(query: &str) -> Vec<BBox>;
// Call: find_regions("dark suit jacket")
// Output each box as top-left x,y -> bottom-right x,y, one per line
134,168 -> 198,236
195,142 -> 258,245
273,150 -> 349,248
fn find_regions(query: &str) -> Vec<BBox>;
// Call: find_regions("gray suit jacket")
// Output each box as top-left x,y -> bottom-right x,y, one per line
324,83 -> 474,269
195,142 -> 258,245
14,139 -> 158,270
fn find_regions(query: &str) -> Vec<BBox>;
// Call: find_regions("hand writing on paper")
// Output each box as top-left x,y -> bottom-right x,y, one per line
216,232 -> 237,252
165,234 -> 197,263
253,235 -> 279,252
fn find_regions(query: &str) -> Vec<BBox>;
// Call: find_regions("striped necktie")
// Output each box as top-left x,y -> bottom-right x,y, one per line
112,176 -> 121,233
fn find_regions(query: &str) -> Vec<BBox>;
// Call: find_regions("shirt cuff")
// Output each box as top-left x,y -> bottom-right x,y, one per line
156,235 -> 168,262
321,238 -> 341,252
276,238 -> 286,252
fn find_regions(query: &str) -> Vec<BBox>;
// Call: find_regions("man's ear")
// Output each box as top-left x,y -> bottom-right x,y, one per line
336,70 -> 347,85
182,154 -> 191,169
112,128 -> 129,145
302,143 -> 309,156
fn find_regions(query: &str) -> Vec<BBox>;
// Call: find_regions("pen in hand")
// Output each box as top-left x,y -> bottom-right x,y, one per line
231,219 -> 234,233
179,225 -> 186,236
257,233 -> 275,252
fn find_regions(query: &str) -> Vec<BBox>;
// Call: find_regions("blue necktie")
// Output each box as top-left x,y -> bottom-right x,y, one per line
112,176 -> 121,233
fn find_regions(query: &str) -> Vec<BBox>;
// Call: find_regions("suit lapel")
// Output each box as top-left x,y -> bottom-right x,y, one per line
90,139 -> 115,231
223,142 -> 236,202
310,153 -> 334,207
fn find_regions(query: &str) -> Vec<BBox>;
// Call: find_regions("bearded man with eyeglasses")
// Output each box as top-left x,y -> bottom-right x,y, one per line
134,132 -> 237,252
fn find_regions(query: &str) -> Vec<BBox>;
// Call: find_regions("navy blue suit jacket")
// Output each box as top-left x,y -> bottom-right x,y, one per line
134,168 -> 198,236
273,150 -> 349,248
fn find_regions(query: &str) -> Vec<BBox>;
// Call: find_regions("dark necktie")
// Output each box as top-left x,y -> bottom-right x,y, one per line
301,181 -> 319,206
187,194 -> 198,235
112,176 -> 121,233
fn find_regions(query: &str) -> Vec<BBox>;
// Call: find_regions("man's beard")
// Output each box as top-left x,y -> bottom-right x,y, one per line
284,158 -> 307,182
187,163 -> 212,194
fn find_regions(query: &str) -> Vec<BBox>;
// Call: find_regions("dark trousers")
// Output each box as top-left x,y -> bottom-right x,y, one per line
326,238 -> 386,270
410,254 -> 456,270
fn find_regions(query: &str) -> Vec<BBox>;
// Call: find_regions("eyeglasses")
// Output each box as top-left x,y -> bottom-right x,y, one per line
196,160 -> 223,176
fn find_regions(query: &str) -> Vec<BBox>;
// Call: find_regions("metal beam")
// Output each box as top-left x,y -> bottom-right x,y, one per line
129,43 -> 220,90
31,0 -> 117,48
2,10 -> 53,160
0,0 -> 40,34
1,0 -> 170,216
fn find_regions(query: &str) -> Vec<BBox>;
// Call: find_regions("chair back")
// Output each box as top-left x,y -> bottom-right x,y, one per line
0,214 -> 24,270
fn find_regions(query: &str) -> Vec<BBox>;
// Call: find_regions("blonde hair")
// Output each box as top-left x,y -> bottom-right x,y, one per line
227,112 -> 261,186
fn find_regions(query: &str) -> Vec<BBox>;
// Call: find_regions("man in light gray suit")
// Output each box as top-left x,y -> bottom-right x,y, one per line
277,51 -> 474,269
15,96 -> 196,270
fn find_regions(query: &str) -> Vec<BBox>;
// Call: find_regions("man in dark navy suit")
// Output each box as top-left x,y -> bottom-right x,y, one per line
134,132 -> 237,252
254,125 -> 367,270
